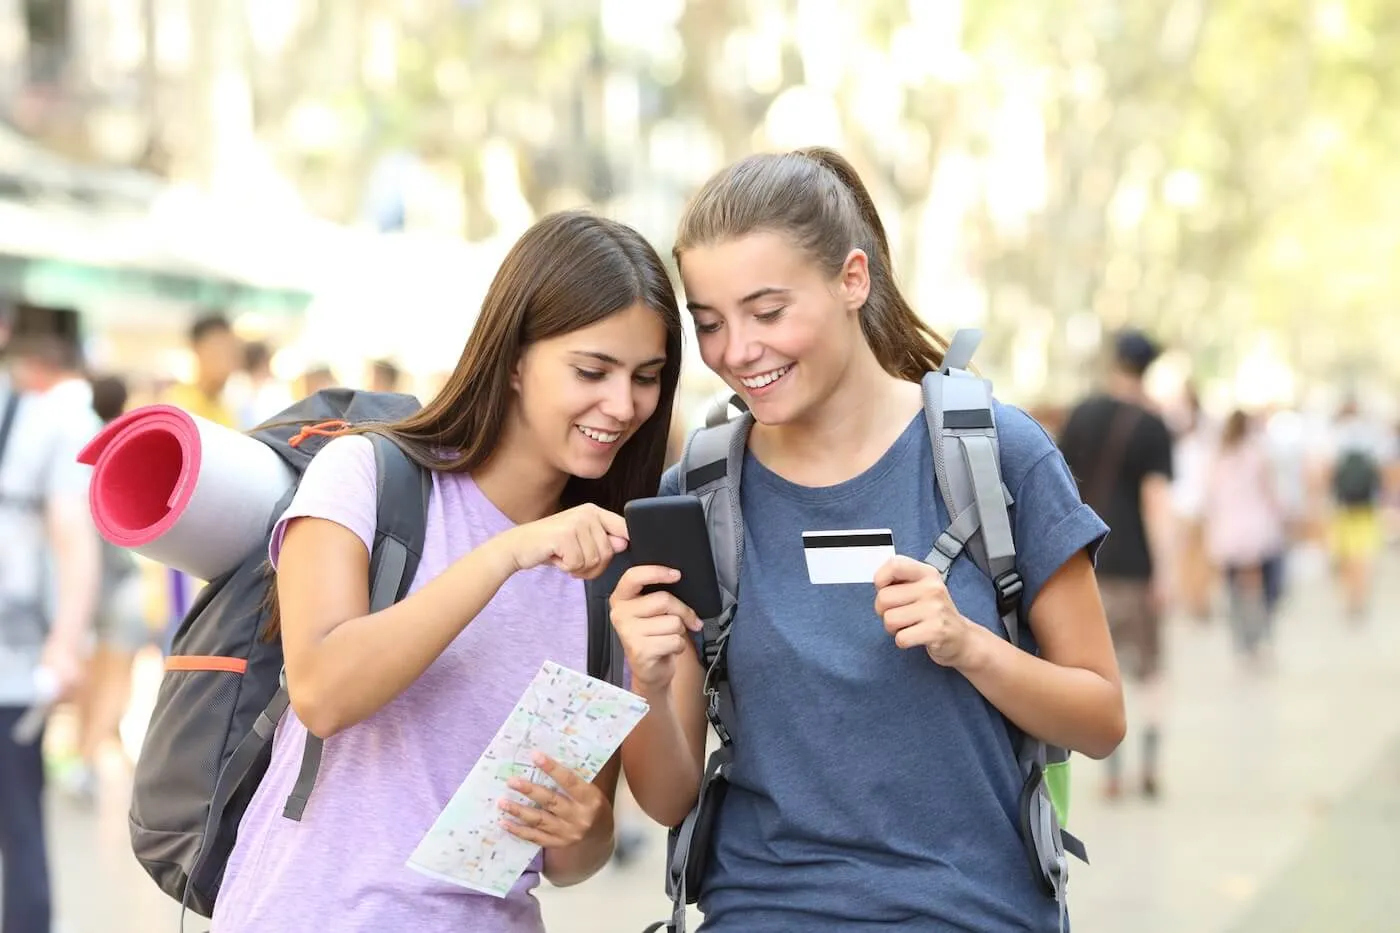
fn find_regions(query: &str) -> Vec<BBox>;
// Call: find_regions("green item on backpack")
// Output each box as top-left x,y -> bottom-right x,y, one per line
1045,758 -> 1071,827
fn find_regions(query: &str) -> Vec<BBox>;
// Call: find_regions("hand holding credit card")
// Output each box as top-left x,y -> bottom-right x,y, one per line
802,529 -> 897,584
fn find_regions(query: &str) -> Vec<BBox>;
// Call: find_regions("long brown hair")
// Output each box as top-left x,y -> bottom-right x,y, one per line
673,147 -> 947,380
264,210 -> 682,638
351,210 -> 682,513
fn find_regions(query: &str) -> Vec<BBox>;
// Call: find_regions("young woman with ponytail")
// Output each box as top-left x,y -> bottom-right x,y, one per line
609,149 -> 1125,931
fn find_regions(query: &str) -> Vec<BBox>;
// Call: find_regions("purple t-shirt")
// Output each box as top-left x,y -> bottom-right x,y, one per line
211,436 -> 588,933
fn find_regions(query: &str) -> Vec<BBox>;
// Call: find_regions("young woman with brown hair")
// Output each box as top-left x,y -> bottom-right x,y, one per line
212,210 -> 683,933
611,151 -> 1124,932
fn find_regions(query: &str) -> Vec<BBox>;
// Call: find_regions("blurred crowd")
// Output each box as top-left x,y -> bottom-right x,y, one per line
1056,329 -> 1398,800
0,301 -> 428,808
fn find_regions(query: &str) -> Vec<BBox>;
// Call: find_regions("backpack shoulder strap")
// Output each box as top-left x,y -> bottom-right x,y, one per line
585,553 -> 631,686
1083,402 -> 1144,514
921,330 -> 1022,645
366,432 -> 433,609
679,408 -> 752,628
653,407 -> 752,931
922,333 -> 1089,897
282,432 -> 431,821
678,405 -> 752,750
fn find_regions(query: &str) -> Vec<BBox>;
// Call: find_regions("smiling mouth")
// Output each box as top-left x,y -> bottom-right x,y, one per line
576,425 -> 622,444
738,364 -> 793,390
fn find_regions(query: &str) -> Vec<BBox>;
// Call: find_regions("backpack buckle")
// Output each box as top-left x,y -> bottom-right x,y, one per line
705,689 -> 731,745
702,634 -> 724,668
701,610 -> 733,669
994,570 -> 1024,616
932,531 -> 962,562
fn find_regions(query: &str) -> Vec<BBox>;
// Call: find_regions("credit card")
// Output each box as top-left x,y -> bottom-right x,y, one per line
801,529 -> 896,585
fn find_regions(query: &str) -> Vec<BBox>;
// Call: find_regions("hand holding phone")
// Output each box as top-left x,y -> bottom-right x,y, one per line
608,564 -> 699,697
622,496 -> 723,618
609,497 -> 722,697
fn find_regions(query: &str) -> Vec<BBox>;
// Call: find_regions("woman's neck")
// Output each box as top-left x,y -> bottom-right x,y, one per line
470,417 -> 569,525
750,348 -> 924,487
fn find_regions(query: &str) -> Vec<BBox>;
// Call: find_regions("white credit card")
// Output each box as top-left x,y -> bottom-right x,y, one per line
801,529 -> 896,585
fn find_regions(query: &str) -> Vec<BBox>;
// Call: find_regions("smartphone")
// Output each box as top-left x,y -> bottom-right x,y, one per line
623,496 -> 724,619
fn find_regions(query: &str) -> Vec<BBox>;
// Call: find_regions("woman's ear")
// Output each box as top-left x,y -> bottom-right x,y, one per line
840,248 -> 871,312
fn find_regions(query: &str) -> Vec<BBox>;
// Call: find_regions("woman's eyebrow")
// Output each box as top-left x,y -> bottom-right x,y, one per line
569,350 -> 667,367
687,286 -> 792,312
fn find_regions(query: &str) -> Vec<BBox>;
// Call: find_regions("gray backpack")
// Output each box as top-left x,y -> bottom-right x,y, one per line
129,388 -> 625,924
646,330 -> 1086,933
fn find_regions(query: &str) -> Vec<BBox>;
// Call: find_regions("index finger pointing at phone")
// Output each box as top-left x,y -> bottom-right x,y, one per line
595,507 -> 629,541
614,564 -> 682,599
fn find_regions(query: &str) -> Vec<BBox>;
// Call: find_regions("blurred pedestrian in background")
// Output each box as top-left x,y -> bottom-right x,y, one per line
1202,410 -> 1287,669
1060,329 -> 1175,800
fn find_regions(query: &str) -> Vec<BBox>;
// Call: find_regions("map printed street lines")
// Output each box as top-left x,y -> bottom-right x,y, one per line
407,660 -> 649,897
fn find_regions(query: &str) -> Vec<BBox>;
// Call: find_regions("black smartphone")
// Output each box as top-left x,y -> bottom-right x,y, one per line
623,496 -> 724,619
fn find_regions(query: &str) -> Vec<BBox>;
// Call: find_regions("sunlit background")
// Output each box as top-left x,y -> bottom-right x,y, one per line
3,0 -> 1396,418
1,2 -> 1398,932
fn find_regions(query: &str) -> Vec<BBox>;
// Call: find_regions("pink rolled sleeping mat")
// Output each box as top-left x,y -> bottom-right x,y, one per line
78,405 -> 298,581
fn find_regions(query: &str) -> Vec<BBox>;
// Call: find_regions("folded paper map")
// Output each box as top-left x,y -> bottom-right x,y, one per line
407,660 -> 649,896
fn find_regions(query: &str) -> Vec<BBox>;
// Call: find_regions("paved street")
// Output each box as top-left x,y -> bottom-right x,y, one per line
31,547 -> 1400,932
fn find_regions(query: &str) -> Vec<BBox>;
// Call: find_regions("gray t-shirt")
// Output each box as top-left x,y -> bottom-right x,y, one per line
662,403 -> 1107,932
0,379 -> 101,704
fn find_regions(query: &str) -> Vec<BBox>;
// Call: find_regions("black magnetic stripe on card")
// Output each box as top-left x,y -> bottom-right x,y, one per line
801,532 -> 895,549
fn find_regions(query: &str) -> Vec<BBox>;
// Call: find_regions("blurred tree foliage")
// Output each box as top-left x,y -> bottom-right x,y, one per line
962,0 -> 1400,392
166,0 -> 1399,394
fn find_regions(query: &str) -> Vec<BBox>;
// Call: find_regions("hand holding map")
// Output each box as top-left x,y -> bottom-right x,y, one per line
407,661 -> 649,897
497,750 -> 612,850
